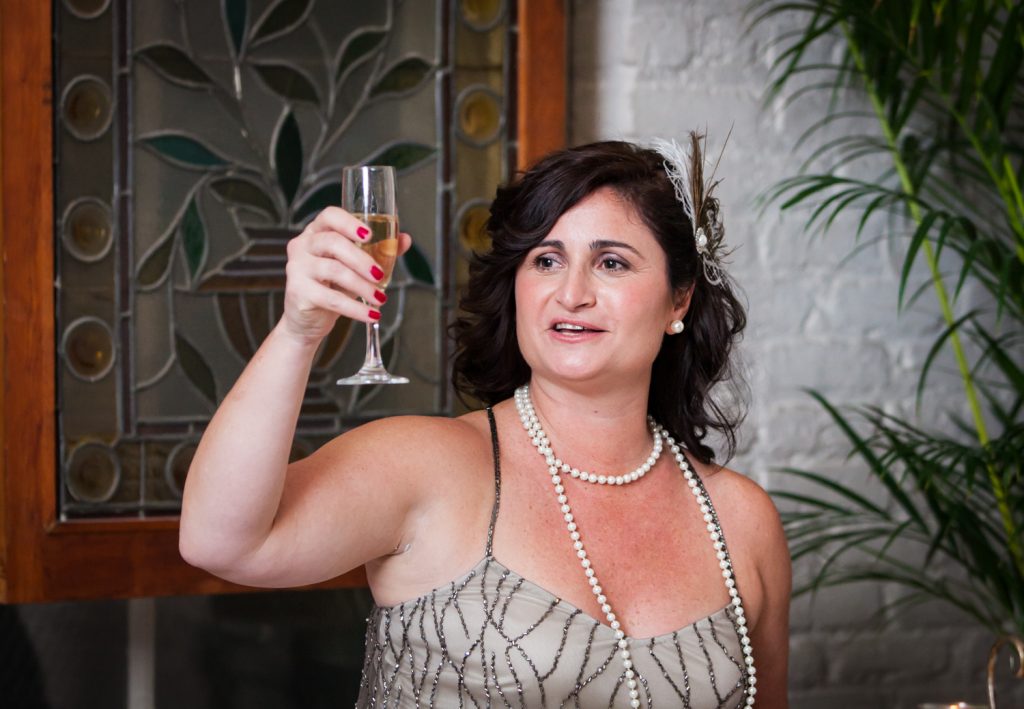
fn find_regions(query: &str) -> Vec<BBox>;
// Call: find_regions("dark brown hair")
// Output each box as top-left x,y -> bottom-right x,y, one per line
450,139 -> 747,464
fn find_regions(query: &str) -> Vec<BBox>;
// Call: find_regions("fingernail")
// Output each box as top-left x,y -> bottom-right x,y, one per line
373,289 -> 387,303
357,226 -> 370,239
370,265 -> 384,280
368,309 -> 381,321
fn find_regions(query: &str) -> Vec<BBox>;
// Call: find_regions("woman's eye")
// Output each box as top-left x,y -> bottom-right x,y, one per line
601,257 -> 627,271
533,255 -> 558,269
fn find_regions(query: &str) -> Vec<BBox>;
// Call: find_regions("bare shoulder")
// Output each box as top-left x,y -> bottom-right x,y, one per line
314,410 -> 492,486
694,462 -> 790,577
695,463 -> 779,530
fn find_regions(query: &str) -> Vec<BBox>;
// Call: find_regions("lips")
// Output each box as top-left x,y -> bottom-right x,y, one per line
550,320 -> 605,333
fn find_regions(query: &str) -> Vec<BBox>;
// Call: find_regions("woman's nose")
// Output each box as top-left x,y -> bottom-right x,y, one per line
555,266 -> 596,310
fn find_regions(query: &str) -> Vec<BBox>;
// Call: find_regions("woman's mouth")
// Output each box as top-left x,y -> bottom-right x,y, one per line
551,321 -> 604,334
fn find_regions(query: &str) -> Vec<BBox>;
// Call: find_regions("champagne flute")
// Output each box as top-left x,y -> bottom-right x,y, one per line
336,165 -> 409,385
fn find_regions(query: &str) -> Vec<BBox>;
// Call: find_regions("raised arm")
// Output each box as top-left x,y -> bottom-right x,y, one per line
178,207 -> 412,587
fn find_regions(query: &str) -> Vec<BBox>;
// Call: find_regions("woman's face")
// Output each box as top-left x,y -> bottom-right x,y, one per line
514,187 -> 689,389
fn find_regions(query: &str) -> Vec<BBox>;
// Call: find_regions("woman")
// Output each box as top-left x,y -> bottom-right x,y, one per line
180,138 -> 791,708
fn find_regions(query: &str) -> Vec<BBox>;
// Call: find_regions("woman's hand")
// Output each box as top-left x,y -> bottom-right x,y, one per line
281,207 -> 412,346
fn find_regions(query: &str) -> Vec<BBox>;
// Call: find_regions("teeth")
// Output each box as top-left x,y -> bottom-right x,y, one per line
555,323 -> 586,331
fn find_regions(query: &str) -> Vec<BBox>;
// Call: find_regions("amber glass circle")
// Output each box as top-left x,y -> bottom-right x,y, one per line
63,317 -> 115,381
64,0 -> 111,19
62,198 -> 113,262
457,90 -> 502,145
62,76 -> 113,141
165,442 -> 198,497
66,443 -> 120,503
458,203 -> 492,253
460,0 -> 503,29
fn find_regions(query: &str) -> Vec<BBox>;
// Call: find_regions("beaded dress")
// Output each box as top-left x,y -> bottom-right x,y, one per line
357,410 -> 752,708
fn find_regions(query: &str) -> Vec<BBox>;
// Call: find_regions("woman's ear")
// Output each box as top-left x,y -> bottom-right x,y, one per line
672,284 -> 695,321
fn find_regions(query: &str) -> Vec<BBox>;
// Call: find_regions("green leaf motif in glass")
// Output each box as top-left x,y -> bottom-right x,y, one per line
136,231 -> 176,288
293,181 -> 340,224
136,44 -> 213,88
369,58 -> 434,98
224,0 -> 248,56
335,29 -> 387,84
253,63 -> 320,105
174,331 -> 218,406
251,0 -> 313,45
403,241 -> 434,285
181,197 -> 206,281
274,110 -> 303,207
366,143 -> 436,173
142,134 -> 228,169
210,177 -> 279,220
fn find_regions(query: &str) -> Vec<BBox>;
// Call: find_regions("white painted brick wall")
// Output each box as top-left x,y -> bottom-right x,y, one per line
571,1 -> 1024,706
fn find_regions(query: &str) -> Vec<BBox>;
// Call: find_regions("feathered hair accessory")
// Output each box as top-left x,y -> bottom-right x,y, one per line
649,132 -> 730,286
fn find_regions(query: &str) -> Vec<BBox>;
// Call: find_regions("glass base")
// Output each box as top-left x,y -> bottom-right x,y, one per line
336,367 -> 409,386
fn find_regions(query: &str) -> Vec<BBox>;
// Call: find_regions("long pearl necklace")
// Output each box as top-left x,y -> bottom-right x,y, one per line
514,385 -> 757,707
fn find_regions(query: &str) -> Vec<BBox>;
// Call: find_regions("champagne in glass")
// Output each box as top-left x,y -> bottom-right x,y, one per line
336,166 -> 409,385
355,213 -> 399,287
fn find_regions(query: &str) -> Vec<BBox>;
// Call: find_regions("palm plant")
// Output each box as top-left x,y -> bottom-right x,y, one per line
749,0 -> 1024,640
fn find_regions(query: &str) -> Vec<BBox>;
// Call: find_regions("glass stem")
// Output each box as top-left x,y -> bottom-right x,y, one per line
364,320 -> 385,370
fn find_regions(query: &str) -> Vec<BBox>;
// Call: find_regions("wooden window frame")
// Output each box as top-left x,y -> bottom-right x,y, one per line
0,0 -> 566,603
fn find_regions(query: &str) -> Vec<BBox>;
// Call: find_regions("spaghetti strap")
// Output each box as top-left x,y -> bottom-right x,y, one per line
484,407 -> 501,558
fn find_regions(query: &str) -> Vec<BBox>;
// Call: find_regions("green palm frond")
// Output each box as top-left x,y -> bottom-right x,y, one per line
754,0 -> 1023,637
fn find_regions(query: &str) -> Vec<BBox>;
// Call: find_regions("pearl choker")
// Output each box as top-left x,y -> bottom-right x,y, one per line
513,385 -> 757,707
515,388 -> 663,485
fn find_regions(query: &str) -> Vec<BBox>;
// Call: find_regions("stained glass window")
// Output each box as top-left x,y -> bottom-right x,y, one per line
55,0 -> 513,518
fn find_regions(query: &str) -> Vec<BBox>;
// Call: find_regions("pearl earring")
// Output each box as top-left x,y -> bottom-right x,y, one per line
670,319 -> 685,334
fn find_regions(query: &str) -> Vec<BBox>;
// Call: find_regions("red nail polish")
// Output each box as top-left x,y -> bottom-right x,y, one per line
368,309 -> 381,320
357,226 -> 370,239
374,289 -> 387,303
370,265 -> 384,280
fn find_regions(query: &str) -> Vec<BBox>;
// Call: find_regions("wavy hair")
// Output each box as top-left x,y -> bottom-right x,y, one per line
450,139 -> 747,464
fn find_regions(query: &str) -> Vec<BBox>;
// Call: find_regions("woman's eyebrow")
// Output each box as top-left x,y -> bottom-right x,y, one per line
591,239 -> 641,256
533,239 -> 642,257
535,239 -> 564,250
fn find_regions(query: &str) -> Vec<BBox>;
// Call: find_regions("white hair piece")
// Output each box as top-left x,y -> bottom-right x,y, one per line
649,136 -> 726,286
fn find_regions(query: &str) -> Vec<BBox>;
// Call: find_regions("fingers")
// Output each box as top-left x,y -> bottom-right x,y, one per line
308,254 -> 387,306
306,206 -> 373,243
397,231 -> 412,257
287,278 -> 382,325
301,230 -> 385,286
283,208 -> 404,332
